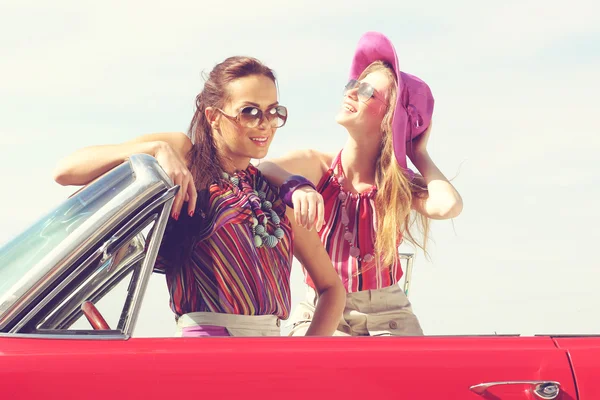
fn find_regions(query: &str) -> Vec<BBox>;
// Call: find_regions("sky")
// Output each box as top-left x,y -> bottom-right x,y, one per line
1,0 -> 599,337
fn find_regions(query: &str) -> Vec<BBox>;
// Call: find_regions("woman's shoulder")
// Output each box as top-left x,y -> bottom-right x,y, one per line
169,132 -> 193,157
319,151 -> 337,168
287,149 -> 334,178
289,148 -> 331,163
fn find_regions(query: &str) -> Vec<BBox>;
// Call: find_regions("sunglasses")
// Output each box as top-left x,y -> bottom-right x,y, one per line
218,105 -> 288,129
343,79 -> 386,104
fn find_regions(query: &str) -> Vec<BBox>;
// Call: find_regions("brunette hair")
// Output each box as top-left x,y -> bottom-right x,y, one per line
186,56 -> 276,190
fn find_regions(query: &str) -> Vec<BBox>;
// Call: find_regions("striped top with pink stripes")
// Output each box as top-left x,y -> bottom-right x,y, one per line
155,165 -> 293,319
305,151 -> 403,293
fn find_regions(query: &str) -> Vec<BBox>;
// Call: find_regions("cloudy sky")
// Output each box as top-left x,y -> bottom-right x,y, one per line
1,0 -> 599,336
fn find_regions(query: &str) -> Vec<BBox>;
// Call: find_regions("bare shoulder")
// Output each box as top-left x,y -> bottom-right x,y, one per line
293,149 -> 329,175
320,152 -> 336,167
305,150 -> 336,177
311,150 -> 337,175
169,132 -> 193,151
170,132 -> 193,158
286,148 -> 325,163
264,149 -> 328,184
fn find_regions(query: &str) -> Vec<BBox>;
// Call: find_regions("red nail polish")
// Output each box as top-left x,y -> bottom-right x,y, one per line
189,210 -> 194,217
173,212 -> 179,220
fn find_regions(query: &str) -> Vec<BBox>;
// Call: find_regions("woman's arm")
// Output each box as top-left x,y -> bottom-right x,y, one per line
53,132 -> 197,219
258,149 -> 326,186
408,125 -> 463,220
259,150 -> 329,231
410,154 -> 463,219
285,207 -> 345,336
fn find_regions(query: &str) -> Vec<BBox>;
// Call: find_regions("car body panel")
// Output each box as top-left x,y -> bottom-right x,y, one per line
0,335 -> 581,399
554,337 -> 600,399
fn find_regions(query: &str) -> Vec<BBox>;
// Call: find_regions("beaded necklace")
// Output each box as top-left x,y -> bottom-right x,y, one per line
221,171 -> 285,249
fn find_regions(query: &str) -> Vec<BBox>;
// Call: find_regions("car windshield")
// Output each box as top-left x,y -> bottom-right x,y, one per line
0,163 -> 135,316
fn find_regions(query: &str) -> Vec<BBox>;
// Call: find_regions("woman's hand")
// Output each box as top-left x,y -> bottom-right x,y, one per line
407,122 -> 432,162
154,142 -> 197,220
257,149 -> 329,232
406,122 -> 463,220
291,186 -> 325,232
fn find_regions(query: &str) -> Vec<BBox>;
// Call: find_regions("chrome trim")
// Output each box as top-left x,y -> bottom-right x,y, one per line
0,332 -> 129,340
97,186 -> 178,260
0,164 -> 136,326
470,381 -> 561,400
121,195 -> 174,336
0,154 -> 174,330
37,233 -> 146,330
10,184 -> 177,333
399,252 -> 414,298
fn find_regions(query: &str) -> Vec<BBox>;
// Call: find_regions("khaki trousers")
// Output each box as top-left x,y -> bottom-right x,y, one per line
176,311 -> 281,337
288,284 -> 423,336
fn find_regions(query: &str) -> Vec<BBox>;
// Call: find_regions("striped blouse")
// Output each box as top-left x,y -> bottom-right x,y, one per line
155,165 -> 293,319
305,151 -> 403,293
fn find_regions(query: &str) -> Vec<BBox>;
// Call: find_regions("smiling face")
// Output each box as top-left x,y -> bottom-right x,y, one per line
335,69 -> 394,140
210,74 -> 281,170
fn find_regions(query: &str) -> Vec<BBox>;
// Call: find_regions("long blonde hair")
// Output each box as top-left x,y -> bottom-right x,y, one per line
359,61 -> 430,266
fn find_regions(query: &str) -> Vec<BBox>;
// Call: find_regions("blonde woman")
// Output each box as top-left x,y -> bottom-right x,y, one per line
258,32 -> 463,336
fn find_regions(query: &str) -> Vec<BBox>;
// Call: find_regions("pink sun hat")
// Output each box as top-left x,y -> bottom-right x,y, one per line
349,31 -> 435,171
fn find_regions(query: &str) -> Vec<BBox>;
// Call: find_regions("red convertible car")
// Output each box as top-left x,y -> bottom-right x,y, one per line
0,155 -> 598,400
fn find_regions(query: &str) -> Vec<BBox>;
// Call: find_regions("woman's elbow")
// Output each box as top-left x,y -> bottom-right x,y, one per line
52,162 -> 83,186
439,195 -> 463,219
423,192 -> 463,220
52,165 -> 71,186
318,279 -> 346,308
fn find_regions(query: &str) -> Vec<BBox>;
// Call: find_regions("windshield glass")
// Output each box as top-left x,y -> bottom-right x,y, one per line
0,163 -> 134,316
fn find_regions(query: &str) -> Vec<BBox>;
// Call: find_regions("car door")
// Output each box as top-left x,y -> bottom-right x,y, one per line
130,335 -> 578,400
0,334 -> 579,400
553,336 -> 600,399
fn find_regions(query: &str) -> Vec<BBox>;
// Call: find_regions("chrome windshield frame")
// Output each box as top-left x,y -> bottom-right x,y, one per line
0,154 -> 174,332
